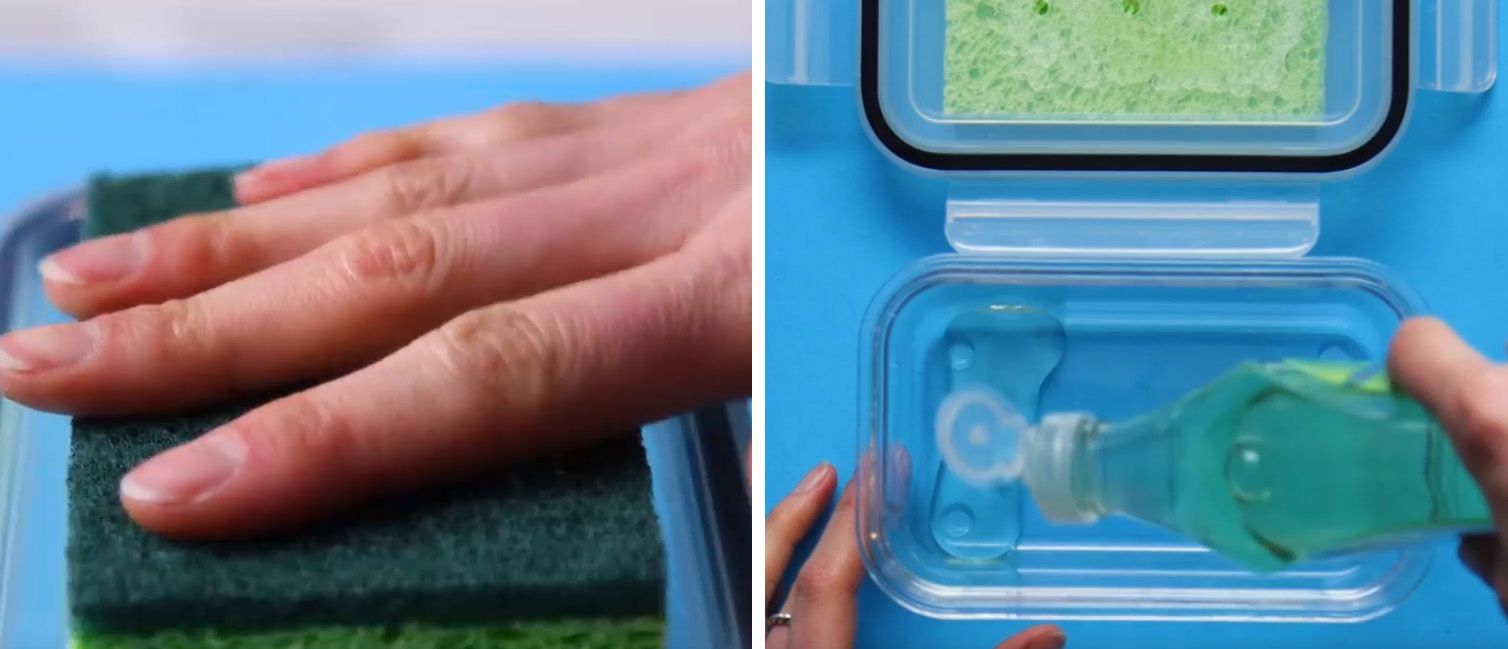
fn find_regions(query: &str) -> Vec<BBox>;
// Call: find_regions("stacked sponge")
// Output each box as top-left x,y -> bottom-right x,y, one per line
67,171 -> 666,649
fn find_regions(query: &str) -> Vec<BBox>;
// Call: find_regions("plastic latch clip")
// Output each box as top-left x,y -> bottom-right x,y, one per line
1419,0 -> 1498,94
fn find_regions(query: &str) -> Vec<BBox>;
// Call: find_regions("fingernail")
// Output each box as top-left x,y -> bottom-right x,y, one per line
121,430 -> 247,505
234,154 -> 316,197
39,232 -> 146,285
0,323 -> 94,372
1027,630 -> 1068,649
794,462 -> 833,494
246,154 -> 320,179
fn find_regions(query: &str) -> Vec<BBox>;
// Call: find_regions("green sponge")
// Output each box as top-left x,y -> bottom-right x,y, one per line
944,0 -> 1326,118
82,170 -> 242,239
67,172 -> 666,648
75,618 -> 666,649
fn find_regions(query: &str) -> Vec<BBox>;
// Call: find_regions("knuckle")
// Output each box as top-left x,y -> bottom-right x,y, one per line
96,298 -> 239,390
673,105 -> 751,160
259,393 -> 363,479
136,212 -> 230,274
490,101 -> 566,137
641,119 -> 750,209
339,129 -> 416,162
793,562 -> 858,601
181,213 -> 246,270
763,508 -> 803,549
336,219 -> 444,287
763,520 -> 797,553
377,158 -> 472,213
159,299 -> 206,349
105,298 -> 210,356
1450,368 -> 1508,459
195,213 -> 239,263
434,308 -> 565,425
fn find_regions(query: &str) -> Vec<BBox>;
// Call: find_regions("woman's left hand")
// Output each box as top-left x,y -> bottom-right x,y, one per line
765,461 -> 1067,649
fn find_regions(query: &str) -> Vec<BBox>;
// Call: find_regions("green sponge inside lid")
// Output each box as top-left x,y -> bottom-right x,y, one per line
944,0 -> 1327,118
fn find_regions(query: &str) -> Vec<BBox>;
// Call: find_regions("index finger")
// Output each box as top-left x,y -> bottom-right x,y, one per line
231,92 -> 673,204
231,73 -> 755,204
764,463 -> 837,605
786,480 -> 864,649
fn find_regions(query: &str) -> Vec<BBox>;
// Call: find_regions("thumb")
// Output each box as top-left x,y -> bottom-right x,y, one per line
992,625 -> 1066,649
1389,318 -> 1508,529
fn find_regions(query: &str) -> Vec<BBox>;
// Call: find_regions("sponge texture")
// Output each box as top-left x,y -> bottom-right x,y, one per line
82,169 -> 242,239
944,0 -> 1327,118
67,171 -> 665,647
74,618 -> 665,649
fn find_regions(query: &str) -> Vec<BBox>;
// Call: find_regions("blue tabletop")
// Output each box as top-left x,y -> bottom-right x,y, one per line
0,58 -> 744,649
765,39 -> 1508,649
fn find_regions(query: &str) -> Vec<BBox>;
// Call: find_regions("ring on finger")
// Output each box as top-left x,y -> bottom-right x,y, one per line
766,611 -> 792,635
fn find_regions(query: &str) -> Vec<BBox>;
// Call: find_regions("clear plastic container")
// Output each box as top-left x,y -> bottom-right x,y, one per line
769,0 -> 1497,623
857,256 -> 1427,621
0,190 -> 751,648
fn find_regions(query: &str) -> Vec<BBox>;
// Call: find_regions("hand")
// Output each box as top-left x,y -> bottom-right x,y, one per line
764,462 -> 1066,649
0,72 -> 751,539
1391,317 -> 1508,609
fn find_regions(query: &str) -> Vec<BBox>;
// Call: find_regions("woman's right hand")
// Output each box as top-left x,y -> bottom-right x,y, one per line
0,73 -> 750,540
1391,317 -> 1508,609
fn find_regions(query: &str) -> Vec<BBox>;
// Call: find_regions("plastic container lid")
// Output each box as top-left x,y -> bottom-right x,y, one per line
865,0 -> 1410,172
770,0 -> 1496,173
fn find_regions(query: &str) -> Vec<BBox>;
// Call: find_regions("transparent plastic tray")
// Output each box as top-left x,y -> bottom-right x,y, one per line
858,255 -> 1429,621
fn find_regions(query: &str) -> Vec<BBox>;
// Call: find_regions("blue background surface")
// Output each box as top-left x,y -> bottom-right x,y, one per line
0,59 -> 743,649
765,31 -> 1508,649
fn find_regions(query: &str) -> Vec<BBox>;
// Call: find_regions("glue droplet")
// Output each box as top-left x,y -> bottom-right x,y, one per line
1122,0 -> 1141,15
1211,3 -> 1229,17
1033,0 -> 1050,16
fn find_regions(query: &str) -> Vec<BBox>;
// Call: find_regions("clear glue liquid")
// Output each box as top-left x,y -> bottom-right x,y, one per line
943,361 -> 1494,572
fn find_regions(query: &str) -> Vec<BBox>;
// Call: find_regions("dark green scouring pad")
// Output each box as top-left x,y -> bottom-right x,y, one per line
82,170 -> 242,239
68,172 -> 666,649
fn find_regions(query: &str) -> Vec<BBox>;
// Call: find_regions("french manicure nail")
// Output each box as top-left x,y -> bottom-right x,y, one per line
120,430 -> 247,505
0,323 -> 94,372
794,462 -> 833,494
253,154 -> 318,175
38,232 -> 145,285
234,154 -> 317,195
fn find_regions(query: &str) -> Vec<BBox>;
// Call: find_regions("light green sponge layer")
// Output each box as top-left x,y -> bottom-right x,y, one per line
72,618 -> 664,649
944,0 -> 1327,118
